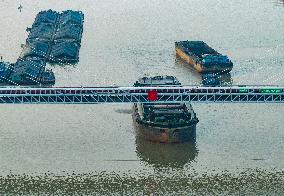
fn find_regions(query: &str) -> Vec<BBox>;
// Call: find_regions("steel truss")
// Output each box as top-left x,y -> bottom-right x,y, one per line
0,86 -> 283,104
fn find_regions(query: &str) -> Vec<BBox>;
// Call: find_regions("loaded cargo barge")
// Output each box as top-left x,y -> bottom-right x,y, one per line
175,41 -> 233,73
132,76 -> 199,143
24,9 -> 84,64
0,60 -> 55,85
0,9 -> 84,86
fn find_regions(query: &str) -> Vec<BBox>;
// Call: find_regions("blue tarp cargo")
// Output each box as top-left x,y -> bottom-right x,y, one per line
33,10 -> 59,26
50,41 -> 80,63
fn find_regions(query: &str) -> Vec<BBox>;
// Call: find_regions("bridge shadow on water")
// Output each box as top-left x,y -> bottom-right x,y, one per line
217,73 -> 233,86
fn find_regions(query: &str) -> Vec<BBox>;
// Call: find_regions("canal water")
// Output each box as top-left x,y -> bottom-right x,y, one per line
0,0 -> 283,194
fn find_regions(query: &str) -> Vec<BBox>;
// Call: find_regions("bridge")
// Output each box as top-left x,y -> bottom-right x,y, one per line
0,86 -> 283,104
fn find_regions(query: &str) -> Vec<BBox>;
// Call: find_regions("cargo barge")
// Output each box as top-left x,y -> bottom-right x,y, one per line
132,76 -> 199,143
25,9 -> 84,64
0,9 -> 84,86
175,41 -> 233,73
1,58 -> 55,85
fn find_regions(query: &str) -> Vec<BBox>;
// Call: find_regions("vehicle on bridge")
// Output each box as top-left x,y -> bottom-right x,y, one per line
132,76 -> 199,143
175,40 -> 233,73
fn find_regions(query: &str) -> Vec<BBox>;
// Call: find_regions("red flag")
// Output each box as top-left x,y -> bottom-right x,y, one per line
147,90 -> 158,101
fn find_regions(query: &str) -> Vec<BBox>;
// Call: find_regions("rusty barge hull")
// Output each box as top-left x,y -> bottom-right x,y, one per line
132,104 -> 197,143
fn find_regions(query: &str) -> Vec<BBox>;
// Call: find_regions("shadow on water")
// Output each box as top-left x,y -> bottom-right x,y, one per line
135,137 -> 198,169
217,73 -> 233,86
174,56 -> 200,83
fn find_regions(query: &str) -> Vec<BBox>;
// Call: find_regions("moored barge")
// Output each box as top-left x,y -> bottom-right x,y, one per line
175,41 -> 233,73
132,76 -> 199,143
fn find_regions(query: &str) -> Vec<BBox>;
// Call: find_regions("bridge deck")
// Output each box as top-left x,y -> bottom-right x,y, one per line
0,86 -> 283,104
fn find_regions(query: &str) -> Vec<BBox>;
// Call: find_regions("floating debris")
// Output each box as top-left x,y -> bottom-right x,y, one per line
18,4 -> 23,12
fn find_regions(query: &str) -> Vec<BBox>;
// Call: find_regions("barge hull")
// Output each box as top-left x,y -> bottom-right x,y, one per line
175,41 -> 233,73
176,47 -> 233,73
134,121 -> 196,143
132,104 -> 197,143
176,47 -> 203,72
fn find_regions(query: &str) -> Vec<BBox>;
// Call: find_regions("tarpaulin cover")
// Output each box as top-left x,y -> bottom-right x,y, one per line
55,24 -> 82,41
8,58 -> 44,85
22,41 -> 50,58
28,23 -> 56,41
33,10 -> 59,26
58,10 -> 84,26
50,41 -> 79,63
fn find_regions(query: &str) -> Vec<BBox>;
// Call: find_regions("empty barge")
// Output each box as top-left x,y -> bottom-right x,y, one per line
175,41 -> 233,73
132,76 -> 199,143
